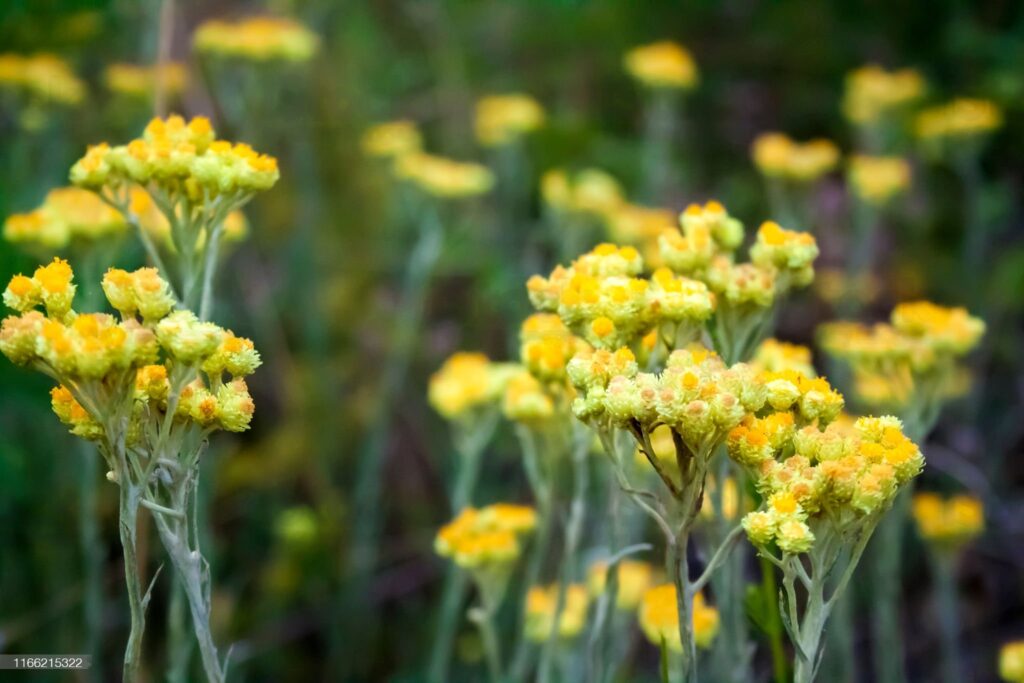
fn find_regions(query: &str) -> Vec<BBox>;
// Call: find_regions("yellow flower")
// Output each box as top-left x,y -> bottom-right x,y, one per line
434,504 -> 536,570
104,62 -> 188,99
587,559 -> 656,611
912,492 -> 984,547
0,53 -> 85,106
752,338 -> 816,378
542,168 -> 625,218
848,155 -> 911,205
502,370 -> 555,423
842,65 -> 925,125
194,17 -> 319,62
361,120 -> 422,159
393,153 -> 494,198
1000,641 -> 1024,682
524,584 -> 589,642
752,133 -> 839,182
638,584 -> 719,652
4,187 -> 128,250
474,94 -> 545,147
624,41 -> 698,90
428,352 -> 516,419
915,98 -> 1002,140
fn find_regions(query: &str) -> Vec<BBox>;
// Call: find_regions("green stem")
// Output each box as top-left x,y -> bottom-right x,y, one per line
78,443 -> 104,683
668,534 -> 697,683
119,482 -> 146,683
759,554 -> 789,683
426,569 -> 470,683
869,491 -> 910,683
166,580 -> 193,683
641,90 -> 679,203
933,551 -> 963,683
469,593 -> 504,683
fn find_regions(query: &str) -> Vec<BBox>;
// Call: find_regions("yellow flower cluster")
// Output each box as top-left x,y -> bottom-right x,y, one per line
731,415 -> 923,554
912,492 -> 984,547
587,559 -> 657,611
394,152 -> 494,198
434,504 -> 537,570
194,17 -> 319,62
752,338 -> 816,378
70,115 -> 279,196
4,188 -> 127,249
104,62 -> 188,99
519,313 -> 585,383
428,352 -> 517,420
848,155 -> 912,206
571,345 -> 767,455
523,584 -> 590,642
758,370 -> 845,425
841,65 -> 925,125
659,201 -> 743,275
527,243 -> 714,349
541,168 -> 625,218
752,133 -> 840,182
0,53 -> 85,106
502,370 -> 555,424
915,98 -> 1003,140
360,120 -> 422,159
1001,641 -> 1024,682
820,301 -> 984,378
0,261 -> 260,438
624,41 -> 699,90
638,584 -> 719,651
474,94 -> 546,147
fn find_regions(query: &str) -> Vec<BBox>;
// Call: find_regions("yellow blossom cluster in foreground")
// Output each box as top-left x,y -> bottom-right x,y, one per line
624,41 -> 699,90
912,492 -> 984,548
752,133 -> 840,182
194,17 -> 319,62
638,584 -> 719,651
0,53 -> 85,106
0,260 -> 260,440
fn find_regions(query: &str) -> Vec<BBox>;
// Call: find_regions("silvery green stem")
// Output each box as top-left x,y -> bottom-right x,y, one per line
118,481 -> 146,683
870,492 -> 910,683
933,551 -> 963,683
166,580 -> 193,683
668,534 -> 697,683
198,223 -> 223,322
537,432 -> 589,683
77,442 -> 104,683
468,583 -> 505,683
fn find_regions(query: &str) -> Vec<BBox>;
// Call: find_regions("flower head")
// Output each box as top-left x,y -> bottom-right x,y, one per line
624,41 -> 698,90
912,492 -> 984,548
104,62 -> 187,100
194,17 -> 319,62
842,65 -> 925,125
752,133 -> 839,182
524,584 -> 589,642
587,559 -> 656,611
915,98 -> 1002,141
393,153 -> 494,198
474,94 -> 545,147
848,155 -> 911,206
638,584 -> 719,652
360,120 -> 422,159
429,352 -> 516,419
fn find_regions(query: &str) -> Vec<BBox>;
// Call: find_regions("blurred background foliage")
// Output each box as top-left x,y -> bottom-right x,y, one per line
1,0 -> 1023,681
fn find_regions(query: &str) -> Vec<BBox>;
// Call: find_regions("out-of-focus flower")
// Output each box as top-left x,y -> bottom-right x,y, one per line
542,168 -> 625,219
752,338 -> 816,378
912,492 -> 984,549
194,17 -> 319,62
624,41 -> 698,90
474,94 -> 545,147
0,53 -> 86,106
638,584 -> 719,651
429,352 -> 518,420
4,187 -> 127,250
1001,641 -> 1024,682
752,133 -> 840,182
605,203 -> 675,266
394,153 -> 494,198
915,98 -> 1003,141
434,504 -> 537,571
587,559 -> 657,611
104,62 -> 188,100
524,583 -> 589,642
848,155 -> 911,206
502,370 -> 555,424
699,476 -> 749,521
361,120 -> 422,159
814,267 -> 881,308
275,506 -> 319,548
842,65 -> 925,125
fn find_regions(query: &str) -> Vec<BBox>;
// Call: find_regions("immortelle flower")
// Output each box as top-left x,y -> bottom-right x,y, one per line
841,64 -> 925,126
638,584 -> 719,652
587,559 -> 657,611
393,152 -> 495,198
542,167 -> 626,220
0,261 -> 260,683
1001,642 -> 1024,682
474,93 -> 546,147
751,338 -> 817,378
912,492 -> 984,549
604,203 -> 676,267
915,98 -> 1003,141
729,411 -> 923,683
848,155 -> 912,206
104,62 -> 188,100
4,187 -> 127,250
624,41 -> 699,90
752,132 -> 840,183
0,52 -> 86,107
524,583 -> 590,642
194,16 -> 319,63
360,120 -> 422,159
429,352 -> 519,421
